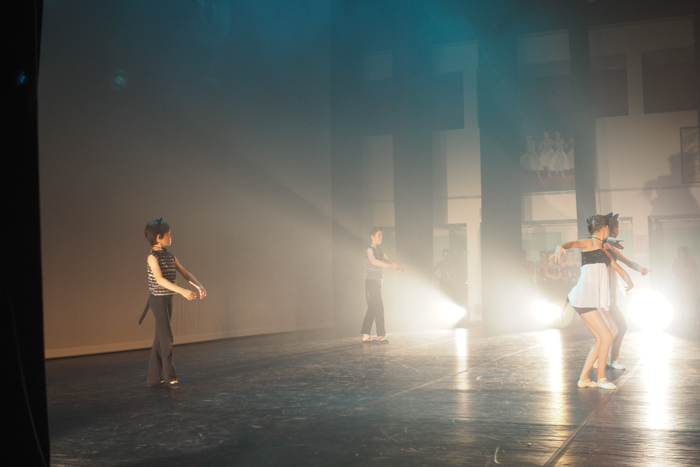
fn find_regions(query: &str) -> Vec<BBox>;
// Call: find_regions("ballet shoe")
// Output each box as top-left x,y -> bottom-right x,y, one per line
610,360 -> 626,370
597,378 -> 617,390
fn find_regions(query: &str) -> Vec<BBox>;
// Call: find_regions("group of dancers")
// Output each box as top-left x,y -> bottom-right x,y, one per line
554,213 -> 649,390
360,214 -> 651,391
520,132 -> 575,179
141,215 -> 649,391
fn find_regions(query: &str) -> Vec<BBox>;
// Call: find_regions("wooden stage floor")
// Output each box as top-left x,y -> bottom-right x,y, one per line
47,325 -> 700,466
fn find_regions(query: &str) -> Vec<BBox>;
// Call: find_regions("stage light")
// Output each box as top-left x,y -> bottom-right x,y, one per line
434,299 -> 467,327
625,289 -> 674,331
530,298 -> 574,328
531,299 -> 560,323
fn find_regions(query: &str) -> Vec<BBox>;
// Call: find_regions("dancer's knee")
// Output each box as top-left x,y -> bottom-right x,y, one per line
600,329 -> 613,346
618,318 -> 628,335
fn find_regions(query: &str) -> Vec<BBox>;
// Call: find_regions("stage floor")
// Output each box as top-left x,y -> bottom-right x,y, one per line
47,325 -> 700,466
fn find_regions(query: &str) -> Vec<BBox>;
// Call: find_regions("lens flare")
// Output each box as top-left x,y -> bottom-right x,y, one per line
109,69 -> 129,90
625,289 -> 674,331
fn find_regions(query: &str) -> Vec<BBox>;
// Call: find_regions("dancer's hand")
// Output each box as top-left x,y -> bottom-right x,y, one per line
553,246 -> 566,264
181,289 -> 196,300
198,286 -> 207,299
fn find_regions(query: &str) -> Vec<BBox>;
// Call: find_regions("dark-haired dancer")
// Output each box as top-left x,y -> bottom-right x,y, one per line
593,214 -> 650,370
144,219 -> 206,389
361,227 -> 404,344
554,214 -> 633,390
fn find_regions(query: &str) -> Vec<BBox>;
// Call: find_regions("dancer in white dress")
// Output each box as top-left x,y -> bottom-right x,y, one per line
594,214 -> 650,370
554,214 -> 633,390
549,132 -> 572,177
565,137 -> 575,169
538,132 -> 554,177
520,135 -> 542,178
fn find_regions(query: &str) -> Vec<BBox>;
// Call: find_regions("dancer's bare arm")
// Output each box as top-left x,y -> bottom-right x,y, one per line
604,250 -> 634,292
604,244 -> 650,275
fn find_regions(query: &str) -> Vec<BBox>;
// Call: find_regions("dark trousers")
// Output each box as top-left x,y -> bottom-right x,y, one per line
361,279 -> 385,336
147,294 -> 177,386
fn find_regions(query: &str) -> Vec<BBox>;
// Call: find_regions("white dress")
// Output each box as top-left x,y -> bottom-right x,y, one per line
539,139 -> 554,169
568,249 -> 610,310
520,139 -> 542,171
550,138 -> 572,171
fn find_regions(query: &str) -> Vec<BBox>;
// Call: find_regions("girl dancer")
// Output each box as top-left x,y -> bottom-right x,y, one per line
144,219 -> 207,389
361,227 -> 404,343
554,214 -> 633,390
594,214 -> 650,370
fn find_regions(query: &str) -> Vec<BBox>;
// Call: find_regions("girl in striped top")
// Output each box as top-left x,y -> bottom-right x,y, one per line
144,219 -> 207,389
361,227 -> 404,343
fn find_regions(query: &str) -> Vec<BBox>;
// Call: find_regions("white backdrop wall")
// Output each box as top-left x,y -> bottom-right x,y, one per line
40,1 -> 334,358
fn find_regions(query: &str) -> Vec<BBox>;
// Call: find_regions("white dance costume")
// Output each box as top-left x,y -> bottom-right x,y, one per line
539,138 -> 554,169
520,139 -> 542,171
550,138 -> 572,172
568,249 -> 611,310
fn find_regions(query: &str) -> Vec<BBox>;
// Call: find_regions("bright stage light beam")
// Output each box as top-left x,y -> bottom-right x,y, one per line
433,299 -> 467,327
625,289 -> 674,331
531,300 -> 561,324
529,298 -> 574,329
531,300 -> 559,324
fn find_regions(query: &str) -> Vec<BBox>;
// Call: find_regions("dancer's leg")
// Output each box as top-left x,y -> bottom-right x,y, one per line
591,308 -> 619,367
580,310 -> 614,383
579,321 -> 601,382
147,295 -> 176,386
361,280 -> 384,338
606,304 -> 628,363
